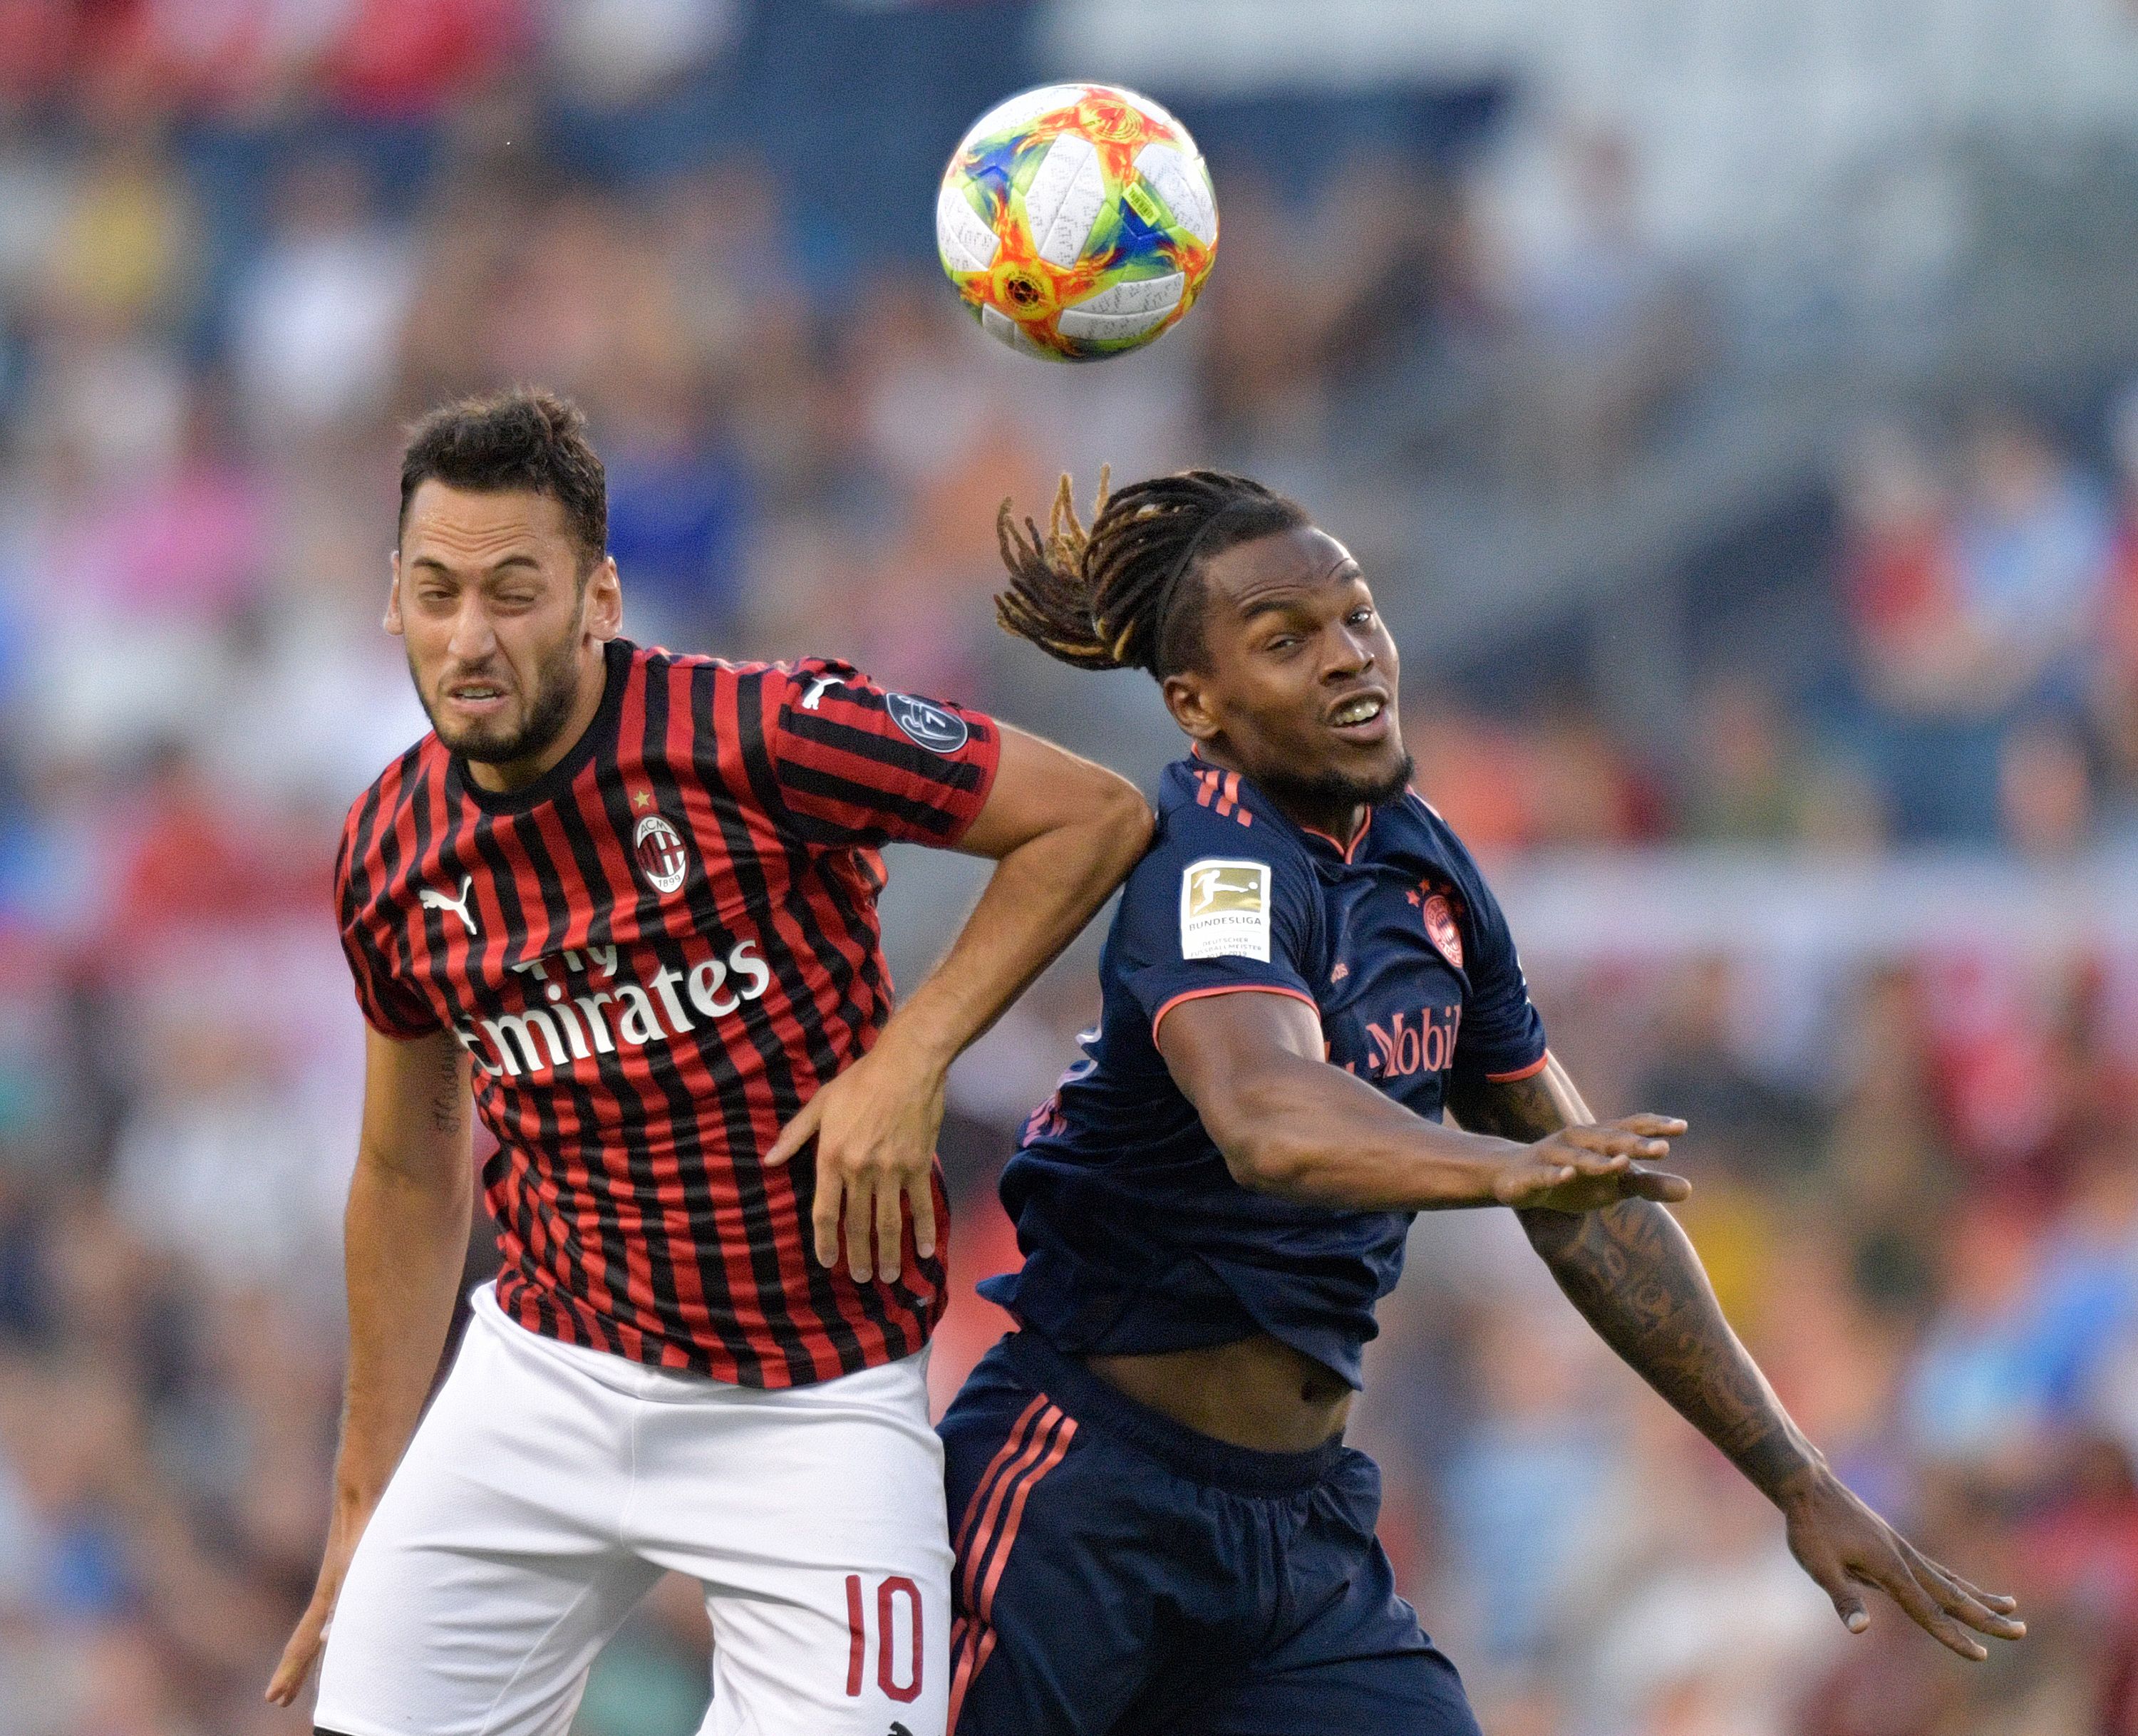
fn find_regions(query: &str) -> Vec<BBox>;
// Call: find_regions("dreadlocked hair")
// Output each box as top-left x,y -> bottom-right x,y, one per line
995,467 -> 1310,678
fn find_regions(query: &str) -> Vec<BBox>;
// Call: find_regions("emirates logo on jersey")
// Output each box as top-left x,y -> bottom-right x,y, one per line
634,813 -> 690,897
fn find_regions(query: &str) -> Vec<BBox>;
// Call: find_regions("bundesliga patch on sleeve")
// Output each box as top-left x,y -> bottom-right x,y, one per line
1179,858 -> 1272,962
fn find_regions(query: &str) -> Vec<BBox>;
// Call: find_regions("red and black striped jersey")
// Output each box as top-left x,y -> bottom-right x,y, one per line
334,638 -> 1002,1387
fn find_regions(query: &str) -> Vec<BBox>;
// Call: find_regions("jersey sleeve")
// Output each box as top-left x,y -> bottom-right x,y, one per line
334,827 -> 443,1040
1114,800 -> 1325,1043
763,659 -> 1002,849
1439,822 -> 1548,1085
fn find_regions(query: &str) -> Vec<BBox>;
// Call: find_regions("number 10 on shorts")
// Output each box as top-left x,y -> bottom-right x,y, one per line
845,1574 -> 923,1703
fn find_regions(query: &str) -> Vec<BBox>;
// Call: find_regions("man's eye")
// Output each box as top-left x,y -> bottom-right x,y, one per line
1265,635 -> 1300,653
1349,607 -> 1374,626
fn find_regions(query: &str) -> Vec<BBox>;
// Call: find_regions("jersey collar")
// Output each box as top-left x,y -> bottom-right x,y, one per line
1177,748 -> 1385,864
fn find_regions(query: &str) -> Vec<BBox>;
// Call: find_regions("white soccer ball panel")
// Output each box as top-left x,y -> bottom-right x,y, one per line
982,305 -> 1056,358
936,182 -> 999,273
1056,304 -> 1176,342
1074,273 -> 1184,316
1133,143 -> 1217,247
1021,133 -> 1105,268
1039,142 -> 1108,267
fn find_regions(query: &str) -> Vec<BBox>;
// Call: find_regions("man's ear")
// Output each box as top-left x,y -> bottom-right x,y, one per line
1162,670 -> 1220,745
583,556 -> 622,641
384,552 -> 405,636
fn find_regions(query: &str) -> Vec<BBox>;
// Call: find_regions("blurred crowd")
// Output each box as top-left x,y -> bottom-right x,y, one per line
0,5 -> 2132,1735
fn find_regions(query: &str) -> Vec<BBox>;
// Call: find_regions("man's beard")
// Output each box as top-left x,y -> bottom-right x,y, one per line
418,630 -> 586,767
1259,750 -> 1416,817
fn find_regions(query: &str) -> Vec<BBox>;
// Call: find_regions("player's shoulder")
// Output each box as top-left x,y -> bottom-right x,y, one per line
336,735 -> 448,918
1129,759 -> 1317,899
1151,760 -> 1298,846
1377,787 -> 1514,939
1386,787 -> 1491,883
341,735 -> 443,855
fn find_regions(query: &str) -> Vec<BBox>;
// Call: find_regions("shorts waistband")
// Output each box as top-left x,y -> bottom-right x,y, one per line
1001,1328 -> 1346,1497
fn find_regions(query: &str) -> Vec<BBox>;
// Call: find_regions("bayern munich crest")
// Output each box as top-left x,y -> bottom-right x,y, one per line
1419,891 -> 1463,970
633,812 -> 691,897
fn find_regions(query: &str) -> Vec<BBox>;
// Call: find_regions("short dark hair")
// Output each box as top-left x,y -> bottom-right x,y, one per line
398,388 -> 607,569
995,468 -> 1308,678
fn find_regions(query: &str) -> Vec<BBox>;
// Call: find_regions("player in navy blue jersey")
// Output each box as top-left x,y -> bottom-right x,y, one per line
935,470 -> 2026,1734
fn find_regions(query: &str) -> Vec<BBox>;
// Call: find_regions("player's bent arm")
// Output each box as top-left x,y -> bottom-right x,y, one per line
334,1023 -> 477,1509
267,1023 -> 474,1706
770,727 -> 1152,1281
889,724 -> 1152,1066
1450,1058 -> 2025,1661
1155,993 -> 1688,1212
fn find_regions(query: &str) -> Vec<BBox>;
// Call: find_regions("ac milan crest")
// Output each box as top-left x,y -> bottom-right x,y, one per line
1420,892 -> 1463,969
633,813 -> 691,896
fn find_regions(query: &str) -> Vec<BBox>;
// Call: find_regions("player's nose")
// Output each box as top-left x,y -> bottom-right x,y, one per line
1321,622 -> 1374,679
443,599 -> 502,665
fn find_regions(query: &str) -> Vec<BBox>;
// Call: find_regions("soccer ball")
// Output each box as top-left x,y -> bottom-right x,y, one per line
936,82 -> 1218,362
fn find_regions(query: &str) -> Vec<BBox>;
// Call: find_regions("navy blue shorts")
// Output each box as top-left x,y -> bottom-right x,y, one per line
938,1331 -> 1482,1736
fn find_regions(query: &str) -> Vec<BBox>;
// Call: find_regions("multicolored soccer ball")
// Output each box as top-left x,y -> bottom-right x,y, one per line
936,83 -> 1218,362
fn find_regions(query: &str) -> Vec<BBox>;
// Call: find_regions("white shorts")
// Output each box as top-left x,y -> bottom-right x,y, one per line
316,1283 -> 951,1736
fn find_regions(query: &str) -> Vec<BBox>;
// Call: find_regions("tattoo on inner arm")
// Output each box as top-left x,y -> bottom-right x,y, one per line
428,1051 -> 465,1136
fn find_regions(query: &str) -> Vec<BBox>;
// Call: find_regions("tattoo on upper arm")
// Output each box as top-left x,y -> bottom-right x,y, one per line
428,1049 -> 465,1137
1453,1071 -> 1567,1142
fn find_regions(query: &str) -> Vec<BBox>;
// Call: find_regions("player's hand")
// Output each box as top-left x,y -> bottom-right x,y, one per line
266,1495 -> 373,1706
1778,1462 -> 2025,1660
765,1031 -> 944,1285
1494,1114 -> 1691,1211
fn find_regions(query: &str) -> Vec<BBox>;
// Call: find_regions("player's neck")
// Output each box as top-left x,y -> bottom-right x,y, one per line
464,650 -> 611,795
1195,746 -> 1368,848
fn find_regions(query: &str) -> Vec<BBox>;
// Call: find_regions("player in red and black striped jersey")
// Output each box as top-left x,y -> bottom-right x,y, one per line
274,391 -> 1152,1736
336,639 -> 1007,1385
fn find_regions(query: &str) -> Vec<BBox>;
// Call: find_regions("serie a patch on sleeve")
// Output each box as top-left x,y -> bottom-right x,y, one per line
1179,858 -> 1272,962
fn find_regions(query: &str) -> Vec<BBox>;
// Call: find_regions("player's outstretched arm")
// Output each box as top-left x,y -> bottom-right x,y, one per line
769,726 -> 1151,1283
1155,988 -> 1690,1213
1447,1056 -> 2026,1663
267,1025 -> 475,1707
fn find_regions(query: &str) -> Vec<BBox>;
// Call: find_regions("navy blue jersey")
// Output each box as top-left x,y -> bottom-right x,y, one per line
979,758 -> 1548,1388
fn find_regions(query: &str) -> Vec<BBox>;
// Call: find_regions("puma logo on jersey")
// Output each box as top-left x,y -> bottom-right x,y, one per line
801,673 -> 841,711
1179,858 -> 1271,963
419,875 -> 479,935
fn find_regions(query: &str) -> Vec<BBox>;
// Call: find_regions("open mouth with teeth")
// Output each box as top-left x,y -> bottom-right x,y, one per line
1327,693 -> 1388,732
445,681 -> 510,713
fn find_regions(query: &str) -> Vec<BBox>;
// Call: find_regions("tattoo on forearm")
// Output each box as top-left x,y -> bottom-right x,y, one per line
429,1051 -> 465,1136
1458,1070 -> 1812,1497
1525,1199 -> 1811,1495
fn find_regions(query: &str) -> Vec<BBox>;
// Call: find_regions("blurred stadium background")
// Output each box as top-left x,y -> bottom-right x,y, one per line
1,1 -> 2136,1732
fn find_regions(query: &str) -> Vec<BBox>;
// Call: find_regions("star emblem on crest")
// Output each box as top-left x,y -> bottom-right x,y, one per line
633,790 -> 653,810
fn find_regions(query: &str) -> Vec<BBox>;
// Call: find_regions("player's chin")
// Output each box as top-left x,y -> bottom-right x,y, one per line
433,712 -> 529,761
1324,735 -> 1412,800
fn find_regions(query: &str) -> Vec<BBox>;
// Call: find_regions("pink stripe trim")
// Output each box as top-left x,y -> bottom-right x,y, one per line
952,1393 -> 1046,1563
1487,1052 -> 1551,1083
947,1617 -> 979,1732
1150,983 -> 1321,1046
958,1405 -> 1065,1613
1299,807 -> 1372,862
975,1415 -> 1076,1623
